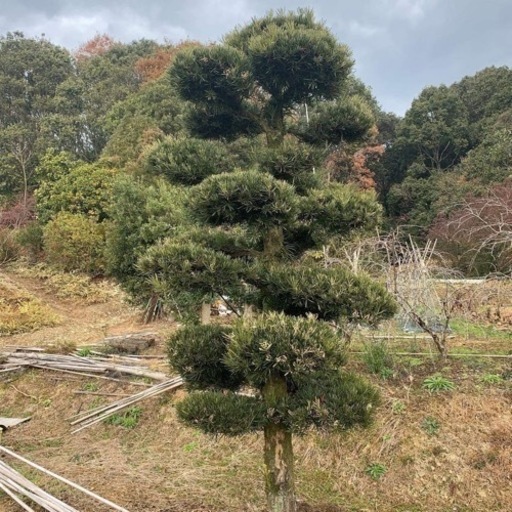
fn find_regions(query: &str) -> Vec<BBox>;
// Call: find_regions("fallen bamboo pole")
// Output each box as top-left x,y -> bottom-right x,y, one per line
73,391 -> 132,397
0,460 -> 78,511
68,379 -> 175,422
30,366 -> 152,386
0,480 -> 36,512
0,366 -> 22,373
70,382 -> 183,433
0,446 -> 130,512
69,377 -> 183,427
2,352 -> 168,381
350,351 -> 512,358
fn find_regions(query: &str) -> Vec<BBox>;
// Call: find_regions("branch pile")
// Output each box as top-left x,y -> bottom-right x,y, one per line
0,351 -> 167,382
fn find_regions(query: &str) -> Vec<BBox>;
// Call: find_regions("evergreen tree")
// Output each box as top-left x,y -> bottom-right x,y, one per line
142,10 -> 396,512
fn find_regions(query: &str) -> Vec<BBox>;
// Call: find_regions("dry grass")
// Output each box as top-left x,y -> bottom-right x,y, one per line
0,281 -> 60,335
0,363 -> 510,512
9,262 -> 123,304
0,267 -> 511,511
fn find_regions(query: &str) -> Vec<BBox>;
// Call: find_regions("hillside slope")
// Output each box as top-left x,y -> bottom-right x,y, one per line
0,266 -> 511,512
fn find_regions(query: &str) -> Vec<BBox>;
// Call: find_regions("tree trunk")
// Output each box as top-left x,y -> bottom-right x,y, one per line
265,105 -> 285,148
201,302 -> 211,325
264,226 -> 284,259
262,374 -> 296,512
21,161 -> 28,207
264,423 -> 296,512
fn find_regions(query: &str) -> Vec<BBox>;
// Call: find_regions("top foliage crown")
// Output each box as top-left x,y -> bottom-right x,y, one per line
169,8 -> 354,131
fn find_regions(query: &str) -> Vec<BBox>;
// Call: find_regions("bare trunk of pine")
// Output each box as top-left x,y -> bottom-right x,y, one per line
200,302 -> 211,324
21,161 -> 28,207
264,423 -> 296,512
264,226 -> 284,259
262,374 -> 296,512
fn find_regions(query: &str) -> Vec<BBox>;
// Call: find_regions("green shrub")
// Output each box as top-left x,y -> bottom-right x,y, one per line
43,212 -> 106,274
36,158 -> 117,223
104,176 -> 188,303
16,222 -> 44,262
422,375 -> 455,393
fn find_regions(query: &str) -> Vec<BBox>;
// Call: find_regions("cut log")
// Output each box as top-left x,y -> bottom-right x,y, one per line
102,332 -> 156,354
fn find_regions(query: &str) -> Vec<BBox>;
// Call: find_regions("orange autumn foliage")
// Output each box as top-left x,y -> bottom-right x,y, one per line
74,34 -> 118,63
325,144 -> 385,190
134,41 -> 201,83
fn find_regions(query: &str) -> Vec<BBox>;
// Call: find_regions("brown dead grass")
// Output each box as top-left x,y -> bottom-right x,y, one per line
1,366 -> 510,512
0,266 -> 511,511
0,280 -> 60,335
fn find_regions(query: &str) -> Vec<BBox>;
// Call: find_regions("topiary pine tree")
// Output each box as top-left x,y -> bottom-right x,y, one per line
141,9 -> 397,512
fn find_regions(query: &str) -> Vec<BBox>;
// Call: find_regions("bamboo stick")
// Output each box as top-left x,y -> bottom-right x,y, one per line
0,366 -> 22,373
30,366 -> 152,386
70,380 -> 183,434
0,446 -> 130,512
0,480 -> 36,512
0,461 -> 78,511
350,351 -> 512,358
67,378 -> 177,421
68,379 -> 175,422
73,391 -> 132,397
69,377 -> 182,426
0,477 -> 57,511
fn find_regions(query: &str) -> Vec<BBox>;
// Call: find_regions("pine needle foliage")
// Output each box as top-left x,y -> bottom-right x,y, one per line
168,324 -> 244,391
189,170 -> 298,228
144,136 -> 235,185
293,96 -> 375,145
258,138 -> 323,194
300,184 -> 383,241
250,264 -> 397,323
226,312 -> 345,389
154,9 -> 396,511
139,240 -> 247,308
176,391 -> 267,436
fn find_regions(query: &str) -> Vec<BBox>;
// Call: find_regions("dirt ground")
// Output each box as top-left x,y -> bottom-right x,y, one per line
1,267 -> 511,512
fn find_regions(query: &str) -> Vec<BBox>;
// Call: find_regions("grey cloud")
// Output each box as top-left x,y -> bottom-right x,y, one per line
0,0 -> 510,115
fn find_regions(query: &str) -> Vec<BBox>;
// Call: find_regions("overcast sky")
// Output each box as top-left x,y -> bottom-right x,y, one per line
0,0 -> 510,115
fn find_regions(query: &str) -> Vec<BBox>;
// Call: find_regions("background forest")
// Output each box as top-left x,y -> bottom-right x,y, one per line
1,30 -> 511,281
1,29 -> 512,280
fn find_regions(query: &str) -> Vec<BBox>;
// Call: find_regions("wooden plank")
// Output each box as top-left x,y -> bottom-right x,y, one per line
0,417 -> 31,430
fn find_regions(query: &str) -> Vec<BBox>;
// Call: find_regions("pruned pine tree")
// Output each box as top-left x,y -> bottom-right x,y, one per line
141,9 -> 397,512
